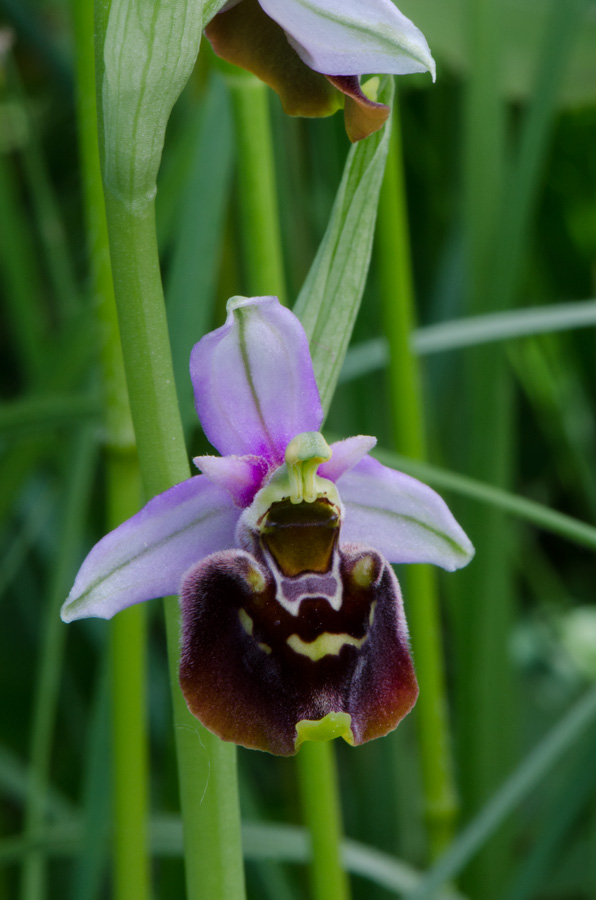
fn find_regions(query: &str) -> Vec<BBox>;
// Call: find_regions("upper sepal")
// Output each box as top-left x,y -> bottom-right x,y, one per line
205,0 -> 434,141
259,0 -> 436,81
338,455 -> 475,571
60,477 -> 240,622
190,296 -> 323,466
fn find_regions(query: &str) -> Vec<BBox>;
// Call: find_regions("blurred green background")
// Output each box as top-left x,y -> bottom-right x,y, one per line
2,0 -> 596,898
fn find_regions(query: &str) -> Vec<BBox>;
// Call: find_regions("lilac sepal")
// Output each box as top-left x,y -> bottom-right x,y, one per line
193,454 -> 269,508
190,296 -> 323,466
259,0 -> 436,80
337,455 -> 474,571
318,435 -> 376,483
60,477 -> 240,623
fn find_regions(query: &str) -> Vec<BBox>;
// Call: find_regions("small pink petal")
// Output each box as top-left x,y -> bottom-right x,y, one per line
193,454 -> 269,508
318,435 -> 376,482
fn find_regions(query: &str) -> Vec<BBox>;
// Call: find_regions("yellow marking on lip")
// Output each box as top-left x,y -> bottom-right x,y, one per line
245,564 -> 266,593
239,608 -> 253,635
295,712 -> 355,750
286,631 -> 367,661
239,610 -> 271,654
351,554 -> 376,588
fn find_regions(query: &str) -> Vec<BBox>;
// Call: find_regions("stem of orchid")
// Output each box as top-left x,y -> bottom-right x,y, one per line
71,2 -> 150,896
376,101 -> 458,858
93,7 -> 245,899
229,74 -> 350,899
101,177 -> 246,900
226,70 -> 286,301
296,742 -> 351,900
459,2 -> 512,895
108,458 -> 149,900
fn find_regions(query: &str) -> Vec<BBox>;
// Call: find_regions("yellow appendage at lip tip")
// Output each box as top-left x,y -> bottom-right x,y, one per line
295,712 -> 355,750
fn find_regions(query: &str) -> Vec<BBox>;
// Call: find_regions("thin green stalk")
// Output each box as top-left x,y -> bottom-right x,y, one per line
109,462 -> 149,900
106,167 -> 246,900
376,101 -> 457,858
94,6 -> 245,891
457,1 -> 581,890
228,71 -> 349,899
90,0 -> 245,894
71,1 -> 150,895
100,196 -> 193,489
20,429 -> 97,900
226,71 -> 286,301
459,0 -> 511,895
296,743 -> 351,900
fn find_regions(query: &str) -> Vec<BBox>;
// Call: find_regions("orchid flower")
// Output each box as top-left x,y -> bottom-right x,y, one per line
62,296 -> 472,756
205,0 -> 436,142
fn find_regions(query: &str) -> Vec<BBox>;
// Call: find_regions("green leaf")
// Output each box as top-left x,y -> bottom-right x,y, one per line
293,76 -> 394,414
102,0 -> 214,206
338,300 -> 596,381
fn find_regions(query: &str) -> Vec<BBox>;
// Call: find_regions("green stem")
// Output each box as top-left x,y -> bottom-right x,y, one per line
226,71 -> 286,301
163,603 -> 246,899
376,102 -> 457,858
228,70 -> 348,899
458,1 -> 516,895
296,743 -> 351,900
100,103 -> 245,900
109,461 -> 149,900
92,1 -> 245,895
71,1 -> 150,896
100,196 -> 191,489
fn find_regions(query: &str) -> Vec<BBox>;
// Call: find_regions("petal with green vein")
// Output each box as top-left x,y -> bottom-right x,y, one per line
338,455 -> 475,570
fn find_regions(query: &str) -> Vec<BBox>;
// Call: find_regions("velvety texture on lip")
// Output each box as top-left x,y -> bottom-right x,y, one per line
179,540 -> 418,755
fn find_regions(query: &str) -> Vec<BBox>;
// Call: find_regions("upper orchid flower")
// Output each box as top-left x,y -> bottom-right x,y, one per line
205,0 -> 436,142
62,296 -> 472,756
